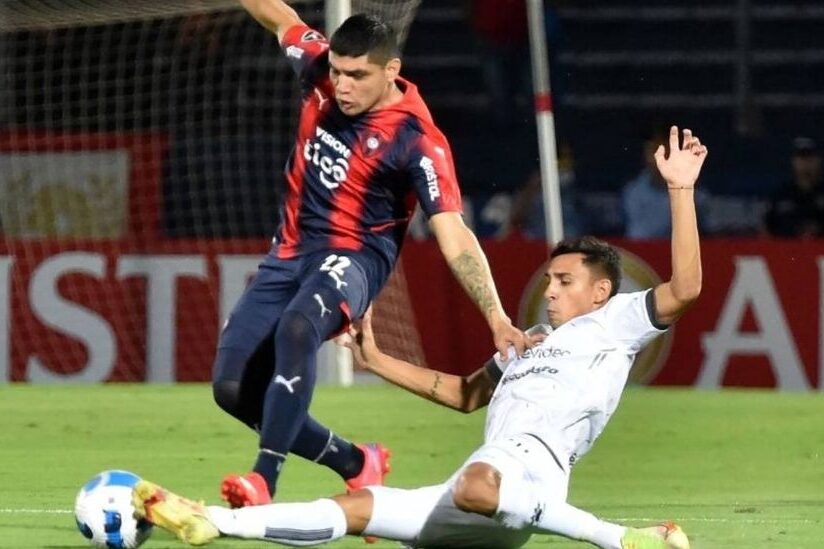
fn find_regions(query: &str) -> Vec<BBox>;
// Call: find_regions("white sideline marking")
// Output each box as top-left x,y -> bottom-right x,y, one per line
0,509 -> 817,524
611,517 -> 819,524
0,509 -> 73,514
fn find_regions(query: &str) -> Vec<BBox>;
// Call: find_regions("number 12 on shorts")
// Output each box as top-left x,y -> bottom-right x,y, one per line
320,254 -> 351,290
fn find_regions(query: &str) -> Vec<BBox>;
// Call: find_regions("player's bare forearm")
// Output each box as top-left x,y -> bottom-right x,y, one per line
430,213 -> 503,323
448,250 -> 500,319
238,0 -> 303,40
654,126 -> 707,324
668,188 -> 702,298
430,212 -> 530,356
364,352 -> 490,412
344,306 -> 493,411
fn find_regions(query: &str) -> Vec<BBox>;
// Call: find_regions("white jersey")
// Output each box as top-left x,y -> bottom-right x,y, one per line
484,289 -> 666,470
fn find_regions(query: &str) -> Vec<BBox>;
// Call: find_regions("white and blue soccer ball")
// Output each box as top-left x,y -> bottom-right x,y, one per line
74,470 -> 153,549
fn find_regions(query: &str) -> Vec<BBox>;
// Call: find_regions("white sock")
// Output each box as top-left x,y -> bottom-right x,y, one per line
495,473 -> 625,549
207,499 -> 347,546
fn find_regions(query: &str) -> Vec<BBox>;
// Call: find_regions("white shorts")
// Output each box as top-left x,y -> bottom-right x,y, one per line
364,434 -> 569,549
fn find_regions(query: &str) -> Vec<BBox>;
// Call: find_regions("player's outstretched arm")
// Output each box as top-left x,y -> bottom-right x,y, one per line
653,126 -> 708,325
429,212 -> 530,357
340,307 -> 496,413
238,0 -> 304,42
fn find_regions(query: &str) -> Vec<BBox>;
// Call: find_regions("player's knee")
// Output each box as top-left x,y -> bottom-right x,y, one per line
212,346 -> 248,385
331,489 -> 373,535
275,310 -> 321,354
278,287 -> 346,348
452,463 -> 501,516
212,379 -> 241,416
212,348 -> 244,415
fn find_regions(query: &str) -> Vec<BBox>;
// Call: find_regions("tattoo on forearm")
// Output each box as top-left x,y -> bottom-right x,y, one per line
449,251 -> 497,315
430,372 -> 442,399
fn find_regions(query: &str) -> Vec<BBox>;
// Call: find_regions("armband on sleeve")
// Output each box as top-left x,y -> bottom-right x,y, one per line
484,357 -> 504,383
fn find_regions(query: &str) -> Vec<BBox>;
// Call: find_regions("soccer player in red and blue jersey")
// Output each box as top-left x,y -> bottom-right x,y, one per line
214,0 -> 531,508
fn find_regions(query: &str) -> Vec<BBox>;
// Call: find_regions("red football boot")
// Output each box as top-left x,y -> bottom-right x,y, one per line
220,472 -> 271,508
345,443 -> 392,492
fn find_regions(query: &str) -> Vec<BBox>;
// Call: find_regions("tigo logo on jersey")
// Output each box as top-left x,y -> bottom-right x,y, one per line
419,156 -> 440,201
304,127 -> 352,190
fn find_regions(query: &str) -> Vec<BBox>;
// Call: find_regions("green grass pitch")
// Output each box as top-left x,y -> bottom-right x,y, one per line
1,384 -> 822,548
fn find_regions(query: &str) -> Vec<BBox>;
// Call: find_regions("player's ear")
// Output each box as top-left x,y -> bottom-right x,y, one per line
384,57 -> 401,81
594,278 -> 611,304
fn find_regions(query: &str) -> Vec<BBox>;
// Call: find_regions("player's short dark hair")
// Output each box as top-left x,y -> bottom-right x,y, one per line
330,13 -> 400,65
550,236 -> 622,297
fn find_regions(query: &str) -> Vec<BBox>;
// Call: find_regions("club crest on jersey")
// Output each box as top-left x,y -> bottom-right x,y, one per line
301,30 -> 324,42
362,132 -> 385,157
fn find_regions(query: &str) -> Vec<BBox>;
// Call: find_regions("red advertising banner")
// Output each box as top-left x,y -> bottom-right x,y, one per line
0,240 -> 266,382
401,237 -> 823,390
1,237 -> 822,389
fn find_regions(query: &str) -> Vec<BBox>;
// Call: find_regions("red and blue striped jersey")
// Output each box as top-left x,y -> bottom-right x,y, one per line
274,24 -> 463,270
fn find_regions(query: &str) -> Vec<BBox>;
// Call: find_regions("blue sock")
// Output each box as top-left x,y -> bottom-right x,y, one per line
293,416 -> 365,480
252,448 -> 287,492
255,309 -> 321,495
256,285 -> 347,496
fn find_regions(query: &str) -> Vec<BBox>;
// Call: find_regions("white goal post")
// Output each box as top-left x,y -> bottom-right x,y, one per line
526,0 -> 564,246
317,0 -> 424,387
316,0 -> 354,387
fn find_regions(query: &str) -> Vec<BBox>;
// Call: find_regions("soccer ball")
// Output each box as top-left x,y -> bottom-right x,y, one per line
74,470 -> 153,549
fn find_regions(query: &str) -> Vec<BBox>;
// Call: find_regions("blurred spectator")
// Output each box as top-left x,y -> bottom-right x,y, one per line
622,129 -> 709,239
509,143 -> 585,239
467,1 -> 565,129
469,193 -> 511,239
467,0 -> 529,128
762,136 -> 824,238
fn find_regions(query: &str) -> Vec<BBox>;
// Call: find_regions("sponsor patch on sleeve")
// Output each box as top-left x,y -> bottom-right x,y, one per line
285,45 -> 304,59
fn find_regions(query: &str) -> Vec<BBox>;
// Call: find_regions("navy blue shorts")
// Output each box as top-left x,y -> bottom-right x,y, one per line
218,248 -> 388,356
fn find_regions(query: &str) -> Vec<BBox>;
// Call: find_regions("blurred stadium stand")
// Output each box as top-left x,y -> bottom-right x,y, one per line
401,0 -> 824,236
4,0 -> 823,238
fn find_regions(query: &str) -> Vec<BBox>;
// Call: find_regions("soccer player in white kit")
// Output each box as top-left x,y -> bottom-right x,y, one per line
132,126 -> 706,548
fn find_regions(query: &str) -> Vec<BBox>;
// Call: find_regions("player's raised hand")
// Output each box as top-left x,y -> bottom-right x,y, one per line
654,126 -> 709,189
491,316 -> 531,359
339,305 -> 380,369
